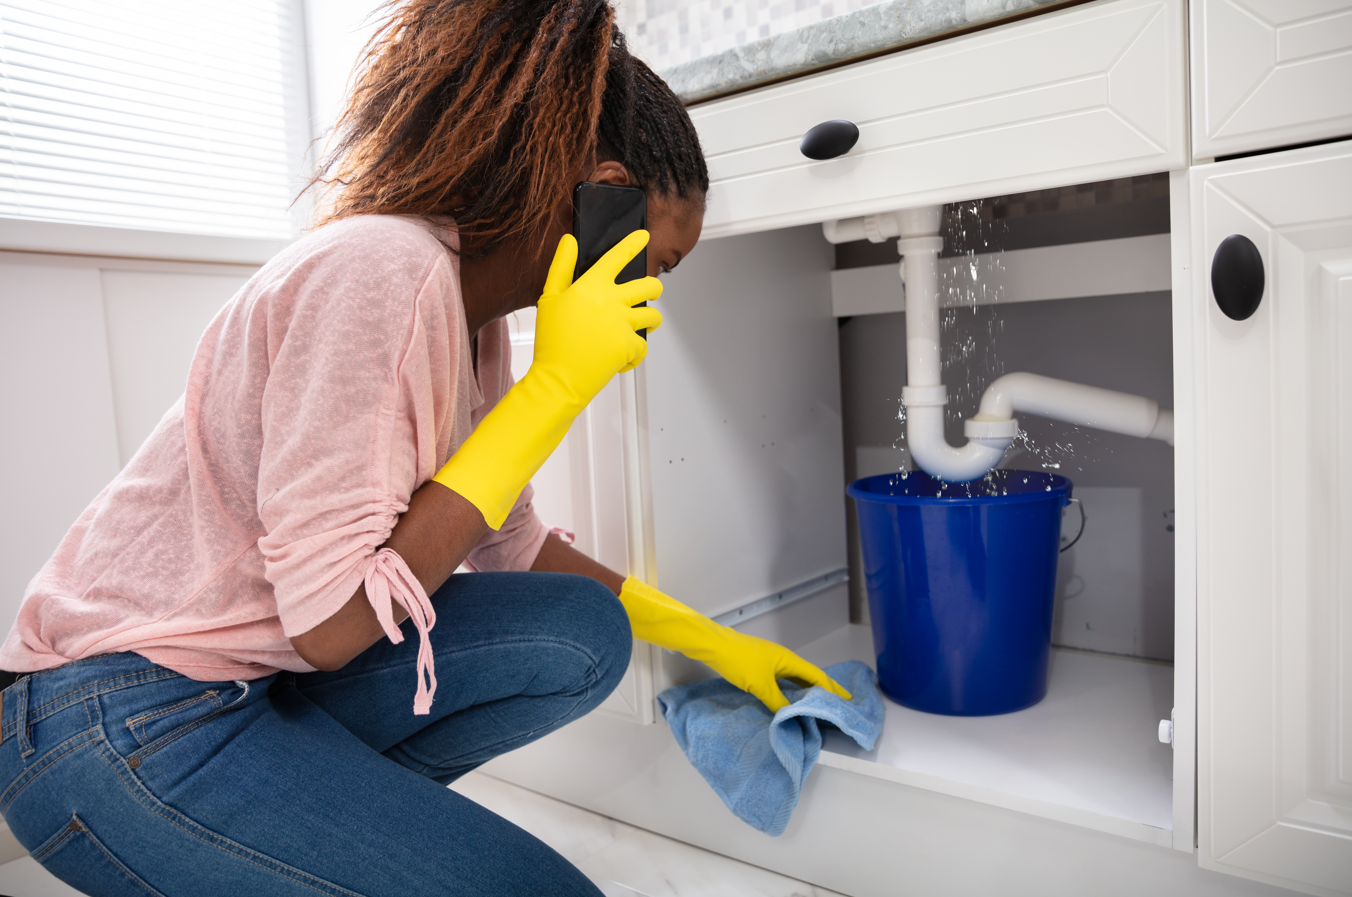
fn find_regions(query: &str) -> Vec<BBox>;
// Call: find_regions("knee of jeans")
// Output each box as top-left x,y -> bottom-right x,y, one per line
562,575 -> 632,694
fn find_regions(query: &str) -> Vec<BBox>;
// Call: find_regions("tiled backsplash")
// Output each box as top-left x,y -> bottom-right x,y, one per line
619,0 -> 889,70
624,0 -> 1071,105
978,172 -> 1172,221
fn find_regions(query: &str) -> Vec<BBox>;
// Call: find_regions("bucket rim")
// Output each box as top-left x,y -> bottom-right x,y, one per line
846,469 -> 1072,506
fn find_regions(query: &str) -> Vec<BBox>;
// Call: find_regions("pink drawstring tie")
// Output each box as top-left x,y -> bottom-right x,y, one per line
365,548 -> 437,715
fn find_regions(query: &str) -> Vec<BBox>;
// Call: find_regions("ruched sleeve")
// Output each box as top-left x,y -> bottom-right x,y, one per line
364,548 -> 437,714
254,223 -> 463,713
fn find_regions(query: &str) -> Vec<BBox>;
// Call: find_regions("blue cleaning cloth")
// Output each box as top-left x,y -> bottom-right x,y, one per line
657,660 -> 883,836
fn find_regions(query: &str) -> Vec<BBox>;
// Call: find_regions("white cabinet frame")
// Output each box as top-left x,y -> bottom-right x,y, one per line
1169,169 -> 1201,854
1192,140 -> 1352,897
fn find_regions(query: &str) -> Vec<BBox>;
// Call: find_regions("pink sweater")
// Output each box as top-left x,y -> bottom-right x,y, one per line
0,216 -> 549,713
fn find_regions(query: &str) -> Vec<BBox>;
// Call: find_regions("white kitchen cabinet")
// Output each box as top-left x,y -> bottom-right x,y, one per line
484,3 -> 1349,896
1190,0 -> 1352,161
1190,139 -> 1352,896
2,0 -> 1345,891
486,211 -> 1204,895
692,0 -> 1188,240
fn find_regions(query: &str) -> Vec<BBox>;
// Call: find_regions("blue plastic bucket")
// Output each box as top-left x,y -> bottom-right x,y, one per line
847,469 -> 1072,716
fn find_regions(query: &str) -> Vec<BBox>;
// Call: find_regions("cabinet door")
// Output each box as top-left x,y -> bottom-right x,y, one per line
690,0 -> 1187,239
642,225 -> 846,621
1191,0 -> 1352,161
508,324 -> 657,724
1193,141 -> 1352,895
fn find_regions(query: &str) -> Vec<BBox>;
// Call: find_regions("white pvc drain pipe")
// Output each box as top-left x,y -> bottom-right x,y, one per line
824,206 -> 1174,482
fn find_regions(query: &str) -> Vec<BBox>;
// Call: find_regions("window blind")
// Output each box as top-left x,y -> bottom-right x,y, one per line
0,0 -> 303,240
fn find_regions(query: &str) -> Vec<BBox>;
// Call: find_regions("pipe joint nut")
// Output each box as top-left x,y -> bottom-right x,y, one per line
895,235 -> 944,256
902,385 -> 948,407
862,213 -> 899,244
964,417 -> 1020,439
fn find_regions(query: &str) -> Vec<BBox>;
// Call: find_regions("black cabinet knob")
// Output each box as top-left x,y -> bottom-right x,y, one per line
1211,234 -> 1264,321
800,120 -> 859,160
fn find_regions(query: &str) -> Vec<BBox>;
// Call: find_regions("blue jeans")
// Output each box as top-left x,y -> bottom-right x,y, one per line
0,572 -> 630,896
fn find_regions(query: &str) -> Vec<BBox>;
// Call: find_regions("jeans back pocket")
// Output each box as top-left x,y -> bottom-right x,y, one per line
125,689 -> 224,749
32,814 -> 167,896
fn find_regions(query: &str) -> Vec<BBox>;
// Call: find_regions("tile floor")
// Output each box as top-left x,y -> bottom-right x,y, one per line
0,771 -> 843,897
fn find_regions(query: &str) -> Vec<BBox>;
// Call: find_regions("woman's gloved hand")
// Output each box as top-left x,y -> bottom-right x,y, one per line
619,577 -> 852,712
533,230 -> 663,395
433,233 -> 662,528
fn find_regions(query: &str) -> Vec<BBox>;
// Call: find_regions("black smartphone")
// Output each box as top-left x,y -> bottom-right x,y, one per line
572,182 -> 647,337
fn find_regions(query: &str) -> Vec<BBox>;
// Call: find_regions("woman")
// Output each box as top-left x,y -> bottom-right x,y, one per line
0,1 -> 846,894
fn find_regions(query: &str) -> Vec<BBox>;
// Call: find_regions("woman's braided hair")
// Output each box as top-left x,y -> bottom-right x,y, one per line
311,0 -> 707,254
596,54 -> 709,203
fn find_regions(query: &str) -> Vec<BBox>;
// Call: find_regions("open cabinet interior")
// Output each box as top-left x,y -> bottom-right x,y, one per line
606,175 -> 1187,846
824,182 -> 1180,841
486,174 -> 1206,884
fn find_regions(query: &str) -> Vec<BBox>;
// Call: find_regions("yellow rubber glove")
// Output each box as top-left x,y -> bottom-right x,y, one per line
434,231 -> 662,528
619,577 -> 852,712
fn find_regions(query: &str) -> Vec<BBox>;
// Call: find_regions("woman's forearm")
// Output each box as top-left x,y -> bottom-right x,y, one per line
530,531 -> 625,594
292,495 -> 628,672
289,482 -> 488,671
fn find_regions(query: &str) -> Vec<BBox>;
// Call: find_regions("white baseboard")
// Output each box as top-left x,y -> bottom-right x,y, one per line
0,818 -> 28,864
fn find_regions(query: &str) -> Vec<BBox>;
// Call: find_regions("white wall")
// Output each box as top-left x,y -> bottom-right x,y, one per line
102,272 -> 252,466
0,263 -> 122,625
303,0 -> 387,145
0,255 -> 252,634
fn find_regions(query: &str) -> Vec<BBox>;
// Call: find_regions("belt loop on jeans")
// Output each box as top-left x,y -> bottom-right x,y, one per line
13,677 -> 33,758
